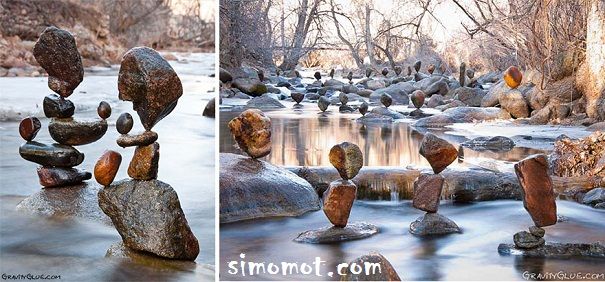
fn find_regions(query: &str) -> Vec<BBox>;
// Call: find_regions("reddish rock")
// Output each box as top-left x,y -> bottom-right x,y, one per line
118,47 -> 183,130
323,179 -> 357,227
97,101 -> 112,119
514,154 -> 557,227
94,150 -> 122,186
412,173 -> 444,213
37,167 -> 91,188
419,133 -> 458,174
329,142 -> 363,180
411,90 -> 426,109
291,92 -> 304,104
504,66 -> 523,89
228,109 -> 272,158
128,142 -> 160,180
33,26 -> 83,97
19,117 -> 41,141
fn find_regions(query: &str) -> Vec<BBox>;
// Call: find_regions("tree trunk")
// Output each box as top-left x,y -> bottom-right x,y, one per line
585,0 -> 605,121
364,4 -> 376,67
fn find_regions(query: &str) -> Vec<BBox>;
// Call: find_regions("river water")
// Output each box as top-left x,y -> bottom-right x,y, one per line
219,98 -> 605,280
0,53 -> 216,281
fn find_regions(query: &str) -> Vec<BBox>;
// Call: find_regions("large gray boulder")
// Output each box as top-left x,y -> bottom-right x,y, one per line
453,87 -> 486,106
499,89 -> 530,118
415,107 -> 511,127
98,179 -> 199,260
220,153 -> 320,223
370,82 -> 414,104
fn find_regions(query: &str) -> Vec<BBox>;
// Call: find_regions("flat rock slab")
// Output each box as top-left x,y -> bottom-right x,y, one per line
16,182 -> 111,225
220,153 -> 320,223
409,213 -> 461,236
293,222 -> 379,244
497,242 -> 605,258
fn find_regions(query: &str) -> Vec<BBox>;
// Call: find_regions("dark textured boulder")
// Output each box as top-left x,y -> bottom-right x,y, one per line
19,141 -> 84,167
513,231 -> 545,249
232,78 -> 268,97
498,242 -> 605,258
340,253 -> 401,281
219,153 -> 320,223
48,118 -> 108,146
43,94 -> 75,118
98,179 -> 199,260
219,67 -> 233,83
409,213 -> 461,236
117,131 -> 158,147
294,222 -> 378,244
202,97 -> 216,118
33,26 -> 83,97
118,47 -> 183,130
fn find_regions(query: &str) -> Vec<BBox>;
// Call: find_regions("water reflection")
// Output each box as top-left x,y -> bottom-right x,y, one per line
220,106 -> 544,168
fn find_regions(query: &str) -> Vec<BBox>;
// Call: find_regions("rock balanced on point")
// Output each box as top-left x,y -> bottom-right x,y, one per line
410,133 -> 460,236
323,142 -> 363,227
228,109 -> 272,159
18,26 -> 109,188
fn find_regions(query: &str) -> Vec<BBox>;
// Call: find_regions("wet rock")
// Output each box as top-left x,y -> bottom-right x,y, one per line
48,118 -> 108,145
116,113 -> 134,134
513,231 -> 545,249
411,90 -> 425,109
529,226 -> 545,238
359,102 -> 369,116
294,222 -> 378,244
19,141 -> 84,167
94,150 -> 122,186
33,26 -> 83,97
582,188 -> 605,206
232,78 -> 267,97
19,117 -> 41,141
340,252 -> 401,281
117,131 -> 159,148
16,182 -> 109,224
370,107 -> 404,119
43,94 -> 75,118
499,90 -> 529,118
98,179 -> 199,260
409,213 -> 461,236
415,107 -> 511,127
419,133 -> 458,174
37,167 -> 91,188
427,94 -> 445,108
97,101 -> 111,119
228,109 -> 272,159
504,66 -> 523,89
462,136 -> 515,152
323,180 -> 357,227
498,242 -> 605,258
318,96 -> 330,112
219,67 -> 233,83
202,97 -> 216,118
380,94 -> 393,107
118,47 -> 183,131
329,142 -> 363,180
514,154 -> 557,227
244,94 -> 285,110
453,87 -> 486,107
412,173 -> 444,213
220,153 -> 320,223
291,92 -> 305,104
128,142 -> 160,180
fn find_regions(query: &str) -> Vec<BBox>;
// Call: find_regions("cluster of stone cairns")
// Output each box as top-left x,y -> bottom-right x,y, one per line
18,26 -> 109,188
295,142 -> 378,244
410,133 -> 461,236
93,46 -> 199,261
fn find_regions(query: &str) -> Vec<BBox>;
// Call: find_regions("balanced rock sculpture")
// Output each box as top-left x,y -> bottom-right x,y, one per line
95,46 -> 199,261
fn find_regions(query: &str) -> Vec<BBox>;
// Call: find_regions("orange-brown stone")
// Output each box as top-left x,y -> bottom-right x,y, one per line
504,66 -> 523,89
419,133 -> 458,174
412,173 -> 444,213
514,154 -> 557,227
128,142 -> 160,180
329,142 -> 363,180
323,179 -> 357,227
228,109 -> 272,158
94,150 -> 122,186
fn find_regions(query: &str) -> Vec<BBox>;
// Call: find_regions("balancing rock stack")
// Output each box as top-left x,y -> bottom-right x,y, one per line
511,154 -> 556,249
95,47 -> 199,261
18,26 -> 109,188
410,133 -> 461,236
323,142 -> 363,227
